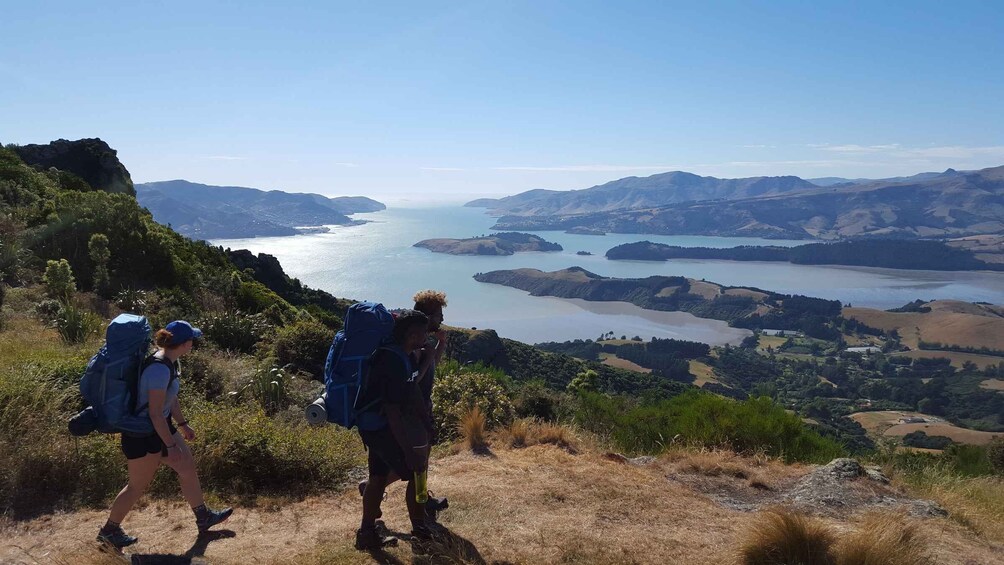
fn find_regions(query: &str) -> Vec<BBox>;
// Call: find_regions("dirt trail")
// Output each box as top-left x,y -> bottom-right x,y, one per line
2,446 -> 1001,564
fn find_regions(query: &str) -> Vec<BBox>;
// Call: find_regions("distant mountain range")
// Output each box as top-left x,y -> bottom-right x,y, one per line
136,180 -> 385,239
467,172 -> 819,216
474,166 -> 1004,239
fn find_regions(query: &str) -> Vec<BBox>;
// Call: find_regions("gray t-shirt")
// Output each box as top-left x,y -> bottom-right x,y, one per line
137,355 -> 180,419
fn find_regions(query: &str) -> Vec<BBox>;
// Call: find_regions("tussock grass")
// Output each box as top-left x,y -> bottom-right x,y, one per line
895,467 -> 1004,542
508,417 -> 530,447
535,421 -> 578,453
459,405 -> 488,452
836,512 -> 932,565
739,508 -> 837,565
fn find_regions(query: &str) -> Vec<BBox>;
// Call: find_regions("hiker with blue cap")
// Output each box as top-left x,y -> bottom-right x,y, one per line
97,320 -> 233,550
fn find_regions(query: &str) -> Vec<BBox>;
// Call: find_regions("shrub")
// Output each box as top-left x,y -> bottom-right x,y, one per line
33,297 -> 62,323
271,318 -> 333,378
55,303 -> 101,344
513,380 -> 561,421
43,258 -> 76,302
242,366 -> 293,415
835,512 -> 932,565
576,390 -> 843,462
192,406 -> 361,496
739,508 -> 836,565
179,349 -> 229,401
988,437 -> 1004,475
432,362 -> 514,441
88,233 -> 111,297
199,310 -> 273,354
459,405 -> 488,452
114,288 -> 148,313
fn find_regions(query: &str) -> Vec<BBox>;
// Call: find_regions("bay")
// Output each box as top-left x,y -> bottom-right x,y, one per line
211,206 -> 1004,345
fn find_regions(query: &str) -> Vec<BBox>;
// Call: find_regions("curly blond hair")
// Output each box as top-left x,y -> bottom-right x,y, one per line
413,289 -> 447,313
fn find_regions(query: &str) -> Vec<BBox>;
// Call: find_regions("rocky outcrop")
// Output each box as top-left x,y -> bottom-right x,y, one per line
784,458 -> 947,518
12,138 -> 134,195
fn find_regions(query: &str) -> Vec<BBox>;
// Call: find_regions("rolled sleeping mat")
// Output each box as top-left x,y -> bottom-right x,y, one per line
305,393 -> 328,425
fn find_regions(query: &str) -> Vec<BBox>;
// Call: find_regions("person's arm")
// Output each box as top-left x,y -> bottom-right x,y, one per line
171,397 -> 195,441
148,389 -> 182,464
434,330 -> 447,362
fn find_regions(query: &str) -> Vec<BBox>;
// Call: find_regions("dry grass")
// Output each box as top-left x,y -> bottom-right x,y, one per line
979,378 -> 1004,391
458,405 -> 488,452
883,423 -> 1002,446
843,301 -> 1004,351
503,419 -> 579,453
897,472 -> 1004,542
4,446 -> 1003,565
599,352 -> 652,373
836,512 -> 933,565
534,422 -> 578,453
901,350 -> 1004,370
738,507 -> 837,565
508,418 -> 530,447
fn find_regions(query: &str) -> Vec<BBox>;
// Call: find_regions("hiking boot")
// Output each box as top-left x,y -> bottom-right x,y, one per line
97,525 -> 138,550
355,527 -> 398,551
195,506 -> 233,533
425,494 -> 448,521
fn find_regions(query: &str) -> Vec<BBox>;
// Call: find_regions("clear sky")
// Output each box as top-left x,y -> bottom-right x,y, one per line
3,1 -> 1003,203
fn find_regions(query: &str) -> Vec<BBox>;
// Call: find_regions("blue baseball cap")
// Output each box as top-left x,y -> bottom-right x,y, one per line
165,320 -> 202,345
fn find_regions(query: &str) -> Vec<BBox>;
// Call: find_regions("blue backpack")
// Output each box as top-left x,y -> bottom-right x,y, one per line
323,302 -> 397,430
69,314 -> 158,436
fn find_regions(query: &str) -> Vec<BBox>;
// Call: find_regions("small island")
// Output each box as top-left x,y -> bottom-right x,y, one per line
566,226 -> 606,236
414,232 -> 563,256
576,251 -> 593,256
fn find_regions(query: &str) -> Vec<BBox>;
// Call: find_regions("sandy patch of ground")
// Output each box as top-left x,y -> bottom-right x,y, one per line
980,379 -> 1004,391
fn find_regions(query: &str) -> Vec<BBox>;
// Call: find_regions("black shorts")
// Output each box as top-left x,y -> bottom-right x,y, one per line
121,419 -> 177,460
359,428 -> 412,479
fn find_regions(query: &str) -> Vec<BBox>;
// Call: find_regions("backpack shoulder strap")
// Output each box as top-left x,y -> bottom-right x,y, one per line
134,354 -> 179,415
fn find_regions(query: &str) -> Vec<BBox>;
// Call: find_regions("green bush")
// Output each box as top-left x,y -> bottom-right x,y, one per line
513,380 -> 563,421
988,437 -> 1004,475
576,390 -> 844,462
432,360 -> 514,440
114,288 -> 148,313
43,258 -> 76,302
272,318 -> 333,378
55,303 -> 101,344
192,406 -> 361,496
198,310 -> 273,354
179,349 -> 229,401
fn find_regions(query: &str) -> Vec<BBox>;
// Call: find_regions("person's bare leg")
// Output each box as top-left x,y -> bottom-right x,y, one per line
361,475 -> 388,529
405,479 -> 427,530
108,452 -> 161,523
162,433 -> 205,508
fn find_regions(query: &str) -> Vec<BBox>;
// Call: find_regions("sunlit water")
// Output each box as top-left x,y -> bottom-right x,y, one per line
212,206 -> 1004,345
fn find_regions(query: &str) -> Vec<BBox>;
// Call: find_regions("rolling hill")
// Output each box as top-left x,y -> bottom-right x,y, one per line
136,179 -> 384,239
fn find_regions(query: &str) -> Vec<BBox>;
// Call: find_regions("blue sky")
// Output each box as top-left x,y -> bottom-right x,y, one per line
3,1 -> 1003,202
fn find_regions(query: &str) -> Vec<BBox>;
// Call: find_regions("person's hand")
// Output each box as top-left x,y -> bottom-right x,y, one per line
180,424 -> 196,441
